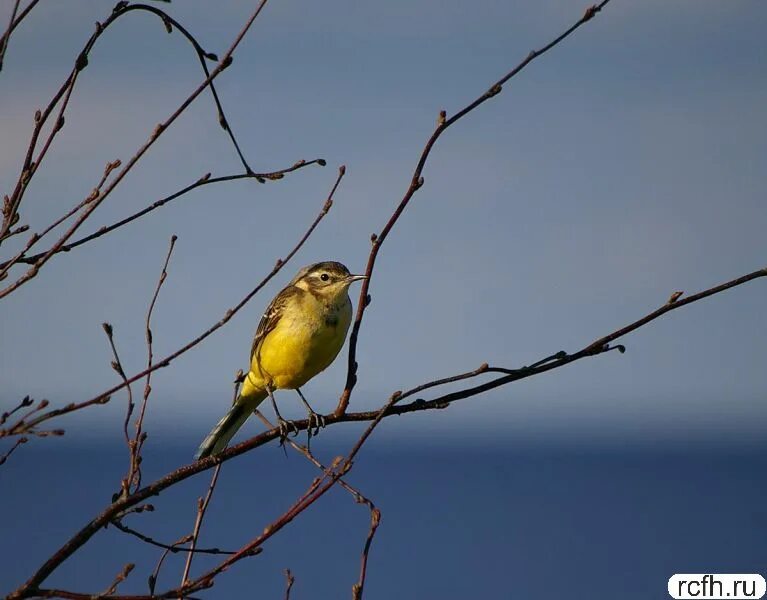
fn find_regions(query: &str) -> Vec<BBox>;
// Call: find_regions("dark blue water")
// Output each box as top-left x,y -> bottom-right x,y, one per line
1,438 -> 765,599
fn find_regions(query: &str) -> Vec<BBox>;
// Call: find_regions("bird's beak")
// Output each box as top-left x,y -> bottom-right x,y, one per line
346,274 -> 368,283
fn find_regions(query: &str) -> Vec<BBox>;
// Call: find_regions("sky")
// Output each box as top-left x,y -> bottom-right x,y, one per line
1,0 -> 765,445
1,1 -> 766,597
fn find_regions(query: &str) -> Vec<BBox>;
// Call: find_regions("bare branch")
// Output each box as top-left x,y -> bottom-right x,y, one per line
283,569 -> 295,600
0,0 -> 271,293
101,563 -> 135,597
109,520 -> 234,557
127,235 -> 178,494
0,0 -> 40,72
0,159 -> 325,272
178,464 -> 223,593
0,436 -> 27,466
335,0 -> 613,416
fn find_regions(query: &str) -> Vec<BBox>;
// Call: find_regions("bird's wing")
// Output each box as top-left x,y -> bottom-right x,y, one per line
250,284 -> 300,364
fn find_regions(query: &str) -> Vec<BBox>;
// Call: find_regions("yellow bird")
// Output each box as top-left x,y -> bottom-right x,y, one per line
195,261 -> 366,459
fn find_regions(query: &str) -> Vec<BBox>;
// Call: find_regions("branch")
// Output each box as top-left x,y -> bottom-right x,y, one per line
0,0 -> 271,293
283,569 -> 295,600
335,0 -> 613,416
0,0 -> 40,72
109,520 -> 234,556
0,436 -> 27,466
0,159 -> 325,271
127,235 -> 178,495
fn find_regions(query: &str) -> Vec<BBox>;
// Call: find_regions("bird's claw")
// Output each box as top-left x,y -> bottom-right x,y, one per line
276,417 -> 300,444
306,410 -> 326,437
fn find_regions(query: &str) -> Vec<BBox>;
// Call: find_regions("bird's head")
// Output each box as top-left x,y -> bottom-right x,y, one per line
291,261 -> 366,301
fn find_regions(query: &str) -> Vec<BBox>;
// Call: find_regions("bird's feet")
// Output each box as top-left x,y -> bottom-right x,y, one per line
306,409 -> 326,437
276,416 -> 300,444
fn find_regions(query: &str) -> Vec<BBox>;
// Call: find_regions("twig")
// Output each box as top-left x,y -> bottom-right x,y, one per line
283,569 -> 295,600
0,436 -> 27,466
178,371 -> 240,597
0,396 -> 33,426
0,0 -> 39,72
0,159 -> 121,282
0,396 -> 109,439
101,323 -> 135,499
1,160 -> 325,271
129,235 -> 178,494
109,520 -> 234,556
148,534 -> 192,597
335,0 -> 613,416
352,504 -> 380,600
101,563 -> 135,597
178,464 -> 222,596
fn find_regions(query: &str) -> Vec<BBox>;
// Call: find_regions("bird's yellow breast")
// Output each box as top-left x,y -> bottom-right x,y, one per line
250,289 -> 352,390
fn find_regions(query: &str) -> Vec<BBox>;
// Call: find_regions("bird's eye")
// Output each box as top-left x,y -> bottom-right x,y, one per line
320,273 -> 330,282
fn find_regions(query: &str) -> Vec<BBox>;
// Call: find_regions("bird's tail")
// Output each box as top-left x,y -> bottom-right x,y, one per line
195,389 -> 268,460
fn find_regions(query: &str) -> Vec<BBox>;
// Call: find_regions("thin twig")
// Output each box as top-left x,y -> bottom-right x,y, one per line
0,159 -> 120,281
101,323 -> 135,499
0,436 -> 27,466
0,396 -> 33,426
352,504 -> 380,600
129,235 -> 178,493
178,464 -> 222,596
283,569 -> 295,600
148,534 -> 192,597
1,160 -> 325,271
101,564 -> 135,597
110,520 -> 234,556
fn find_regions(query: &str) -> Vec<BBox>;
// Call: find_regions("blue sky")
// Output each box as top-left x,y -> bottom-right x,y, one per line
1,0 -> 766,448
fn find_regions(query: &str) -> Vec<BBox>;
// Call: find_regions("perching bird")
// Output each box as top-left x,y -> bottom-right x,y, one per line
195,261 -> 366,459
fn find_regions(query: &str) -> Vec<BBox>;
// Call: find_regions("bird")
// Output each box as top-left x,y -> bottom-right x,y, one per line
195,261 -> 366,459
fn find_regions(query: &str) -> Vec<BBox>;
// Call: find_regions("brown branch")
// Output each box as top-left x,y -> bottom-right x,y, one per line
352,504 -> 380,600
2,159 -> 324,270
335,0 -> 613,416
0,0 -> 39,72
0,436 -> 27,466
178,463 -> 223,596
0,159 -> 121,281
0,0 -> 271,292
128,235 -> 178,494
0,396 -> 33,426
283,569 -> 295,600
101,563 -> 135,597
1,395 -> 108,439
101,323 -> 136,499
148,534 -> 191,597
108,520 -> 235,556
